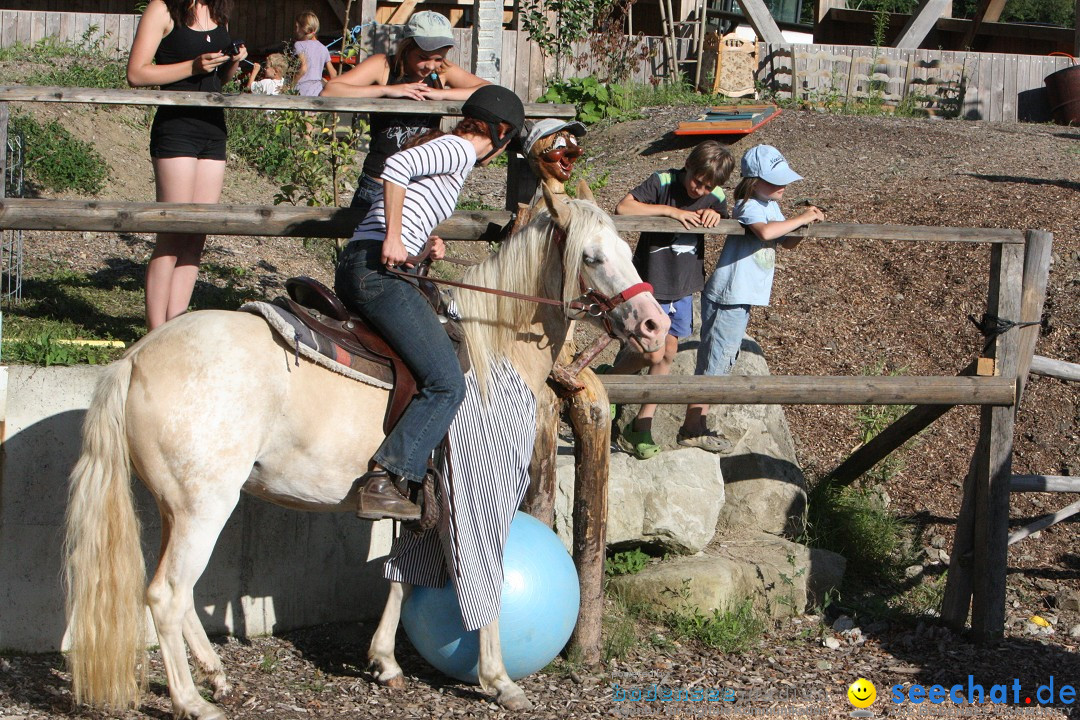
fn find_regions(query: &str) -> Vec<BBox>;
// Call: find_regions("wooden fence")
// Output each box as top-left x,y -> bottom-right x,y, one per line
758,42 -> 1077,123
1,9 -> 1070,122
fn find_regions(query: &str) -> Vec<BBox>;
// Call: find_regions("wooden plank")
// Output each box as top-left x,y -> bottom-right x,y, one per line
514,29 -> 531,102
894,0 -> 952,49
1030,355 -> 1080,383
1001,52 -> 1017,122
600,375 -> 1014,406
58,11 -> 72,47
45,12 -> 61,46
735,0 -> 785,46
118,14 -> 135,55
0,86 -> 576,118
941,445 -> 983,629
970,241 -> 1024,644
31,11 -> 47,46
1010,475 -> 1080,493
1015,231 -> 1053,405
16,9 -> 32,46
1007,498 -> 1080,546
500,26 -> 516,93
102,12 -> 119,57
988,52 -> 1001,122
324,0 -> 348,25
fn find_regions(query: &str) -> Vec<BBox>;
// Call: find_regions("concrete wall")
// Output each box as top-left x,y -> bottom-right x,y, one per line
0,365 -> 396,652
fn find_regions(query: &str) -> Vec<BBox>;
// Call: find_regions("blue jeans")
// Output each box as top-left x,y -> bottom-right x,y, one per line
335,241 -> 466,483
696,302 -> 751,376
349,173 -> 383,214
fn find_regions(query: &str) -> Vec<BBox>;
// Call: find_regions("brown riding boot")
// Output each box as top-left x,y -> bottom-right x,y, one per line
356,470 -> 421,521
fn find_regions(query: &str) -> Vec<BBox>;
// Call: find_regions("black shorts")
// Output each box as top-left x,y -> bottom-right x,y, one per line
150,107 -> 228,160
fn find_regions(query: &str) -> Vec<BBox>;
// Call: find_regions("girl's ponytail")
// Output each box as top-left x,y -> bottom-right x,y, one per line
733,177 -> 759,206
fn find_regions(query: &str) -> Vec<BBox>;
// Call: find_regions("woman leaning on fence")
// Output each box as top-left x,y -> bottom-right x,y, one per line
127,0 -> 246,330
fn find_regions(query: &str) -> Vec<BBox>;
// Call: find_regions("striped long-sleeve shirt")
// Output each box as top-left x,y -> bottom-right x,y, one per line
350,133 -> 476,256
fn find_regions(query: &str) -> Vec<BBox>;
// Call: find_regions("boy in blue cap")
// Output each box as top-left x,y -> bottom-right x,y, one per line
695,145 -> 824,425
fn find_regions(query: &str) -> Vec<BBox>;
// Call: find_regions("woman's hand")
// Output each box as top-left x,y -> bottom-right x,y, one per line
428,235 -> 446,260
384,82 -> 432,100
231,45 -> 249,64
193,52 -> 230,74
382,234 -> 409,267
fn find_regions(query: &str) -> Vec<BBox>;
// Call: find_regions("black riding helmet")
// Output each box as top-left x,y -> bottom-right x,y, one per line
461,85 -> 525,163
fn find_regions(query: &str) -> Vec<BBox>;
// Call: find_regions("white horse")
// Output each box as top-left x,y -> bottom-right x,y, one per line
62,189 -> 669,720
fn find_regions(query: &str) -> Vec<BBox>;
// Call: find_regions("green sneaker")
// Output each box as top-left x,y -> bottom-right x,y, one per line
619,425 -> 661,460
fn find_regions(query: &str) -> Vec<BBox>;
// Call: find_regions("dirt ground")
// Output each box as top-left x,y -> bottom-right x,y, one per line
2,101 -> 1079,719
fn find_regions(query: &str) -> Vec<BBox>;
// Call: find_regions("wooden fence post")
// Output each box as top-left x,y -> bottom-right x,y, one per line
1015,230 -> 1053,406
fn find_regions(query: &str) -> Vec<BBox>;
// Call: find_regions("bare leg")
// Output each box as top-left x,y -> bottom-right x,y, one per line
477,621 -> 532,711
148,157 -> 225,330
367,581 -> 407,688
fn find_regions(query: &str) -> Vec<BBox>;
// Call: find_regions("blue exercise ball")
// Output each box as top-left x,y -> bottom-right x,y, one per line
400,511 -> 580,684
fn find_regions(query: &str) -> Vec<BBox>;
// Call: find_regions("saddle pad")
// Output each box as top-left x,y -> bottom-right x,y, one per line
240,301 -> 392,390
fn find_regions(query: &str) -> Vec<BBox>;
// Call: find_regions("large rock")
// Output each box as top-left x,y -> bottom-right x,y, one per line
609,532 -> 846,619
613,298 -> 807,538
553,444 -> 724,554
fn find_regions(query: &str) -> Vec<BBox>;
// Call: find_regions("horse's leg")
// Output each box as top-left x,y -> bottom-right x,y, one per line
146,503 -> 238,720
478,621 -> 533,711
183,608 -> 231,701
367,581 -> 408,688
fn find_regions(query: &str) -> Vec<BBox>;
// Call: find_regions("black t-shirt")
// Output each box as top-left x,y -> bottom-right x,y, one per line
362,59 -> 443,178
629,168 -> 728,302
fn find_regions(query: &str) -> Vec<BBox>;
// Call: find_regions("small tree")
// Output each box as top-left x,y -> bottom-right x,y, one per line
521,0 -> 617,81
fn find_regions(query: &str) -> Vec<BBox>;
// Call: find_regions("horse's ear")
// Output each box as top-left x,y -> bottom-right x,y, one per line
576,179 -> 595,203
542,183 -> 572,228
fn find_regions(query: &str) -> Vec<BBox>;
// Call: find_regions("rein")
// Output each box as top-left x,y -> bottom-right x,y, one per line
384,229 -> 654,318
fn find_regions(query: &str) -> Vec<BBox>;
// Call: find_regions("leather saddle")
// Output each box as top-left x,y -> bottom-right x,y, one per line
276,275 -> 468,434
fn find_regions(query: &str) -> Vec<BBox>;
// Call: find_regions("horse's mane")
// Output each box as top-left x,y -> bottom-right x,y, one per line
454,199 -> 612,390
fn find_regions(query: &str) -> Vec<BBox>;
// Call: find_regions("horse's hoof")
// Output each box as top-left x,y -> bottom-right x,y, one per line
380,672 -> 406,689
212,682 -> 235,702
496,689 -> 534,711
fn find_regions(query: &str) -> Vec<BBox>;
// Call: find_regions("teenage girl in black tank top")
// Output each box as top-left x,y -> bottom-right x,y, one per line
319,11 -> 490,212
127,0 -> 246,330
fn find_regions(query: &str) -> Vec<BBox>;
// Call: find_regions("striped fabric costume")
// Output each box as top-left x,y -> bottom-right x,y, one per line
383,359 -> 537,631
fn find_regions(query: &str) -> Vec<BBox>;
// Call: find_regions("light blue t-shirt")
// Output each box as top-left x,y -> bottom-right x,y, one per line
702,197 -> 783,307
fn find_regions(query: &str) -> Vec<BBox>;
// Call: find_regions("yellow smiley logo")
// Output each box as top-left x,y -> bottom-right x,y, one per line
847,678 -> 877,708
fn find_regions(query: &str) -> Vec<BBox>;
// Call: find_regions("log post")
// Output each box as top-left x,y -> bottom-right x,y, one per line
1015,230 -> 1053,406
943,242 -> 1023,642
565,366 -> 610,665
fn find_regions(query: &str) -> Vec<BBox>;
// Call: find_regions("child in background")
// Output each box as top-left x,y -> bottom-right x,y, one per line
609,140 -> 735,460
293,11 -> 336,96
247,53 -> 287,95
696,145 -> 824,420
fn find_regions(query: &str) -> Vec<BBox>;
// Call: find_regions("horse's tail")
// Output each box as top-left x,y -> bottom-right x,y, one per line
63,354 -> 147,709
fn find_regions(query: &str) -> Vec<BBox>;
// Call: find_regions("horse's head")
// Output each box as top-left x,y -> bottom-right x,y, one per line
543,183 -> 669,354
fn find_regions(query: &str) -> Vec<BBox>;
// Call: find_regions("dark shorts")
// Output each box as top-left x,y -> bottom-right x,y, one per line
150,107 -> 228,160
150,132 -> 227,160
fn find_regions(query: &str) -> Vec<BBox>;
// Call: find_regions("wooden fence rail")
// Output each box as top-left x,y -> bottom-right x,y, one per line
0,198 -> 1029,245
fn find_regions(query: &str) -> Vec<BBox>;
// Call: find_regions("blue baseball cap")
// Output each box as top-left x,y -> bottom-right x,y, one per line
740,145 -> 802,185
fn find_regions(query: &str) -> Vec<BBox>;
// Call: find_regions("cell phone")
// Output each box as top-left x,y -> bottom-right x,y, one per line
224,41 -> 244,57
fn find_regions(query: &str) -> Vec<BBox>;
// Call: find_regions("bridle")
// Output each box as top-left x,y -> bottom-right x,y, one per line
385,226 -> 654,340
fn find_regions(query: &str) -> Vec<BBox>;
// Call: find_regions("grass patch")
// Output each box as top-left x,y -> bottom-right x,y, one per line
605,547 -> 650,577
26,60 -> 126,89
226,109 -> 298,184
602,587 -> 649,662
804,483 -> 907,587
10,112 -> 109,195
660,589 -> 765,654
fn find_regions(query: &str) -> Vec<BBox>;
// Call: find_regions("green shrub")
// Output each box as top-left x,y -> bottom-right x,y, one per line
661,589 -> 765,653
226,109 -> 296,183
10,112 -> 108,195
605,547 -> 649,577
2,332 -> 117,366
538,76 -> 633,124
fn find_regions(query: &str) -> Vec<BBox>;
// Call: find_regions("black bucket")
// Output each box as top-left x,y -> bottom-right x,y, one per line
1044,63 -> 1080,126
